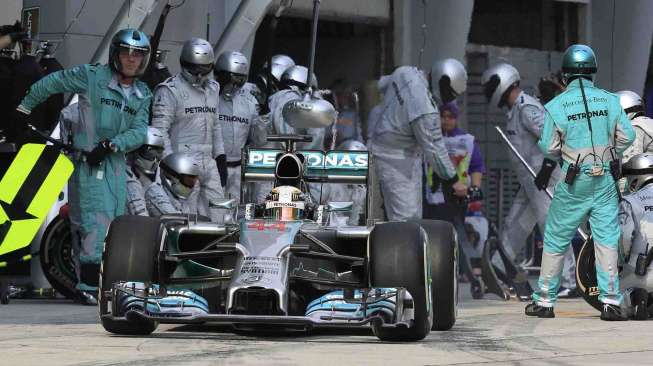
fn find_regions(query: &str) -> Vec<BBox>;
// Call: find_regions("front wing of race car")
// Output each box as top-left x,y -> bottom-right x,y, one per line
103,281 -> 416,330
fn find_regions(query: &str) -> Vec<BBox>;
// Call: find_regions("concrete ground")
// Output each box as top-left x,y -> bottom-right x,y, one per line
0,284 -> 651,366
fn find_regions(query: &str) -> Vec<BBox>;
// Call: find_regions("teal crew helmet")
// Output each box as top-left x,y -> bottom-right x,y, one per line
561,44 -> 597,82
109,28 -> 151,77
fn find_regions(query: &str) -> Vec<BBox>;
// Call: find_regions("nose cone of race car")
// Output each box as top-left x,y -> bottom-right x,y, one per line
282,93 -> 337,129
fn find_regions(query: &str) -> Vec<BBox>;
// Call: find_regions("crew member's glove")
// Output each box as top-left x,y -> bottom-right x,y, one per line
215,154 -> 228,188
468,185 -> 483,201
429,174 -> 441,193
1,21 -> 27,42
8,31 -> 28,43
0,21 -> 23,36
13,108 -> 31,130
258,101 -> 270,116
534,158 -> 557,190
86,139 -> 115,166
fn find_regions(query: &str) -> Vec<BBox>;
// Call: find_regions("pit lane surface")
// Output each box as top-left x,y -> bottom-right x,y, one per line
1,284 -> 651,366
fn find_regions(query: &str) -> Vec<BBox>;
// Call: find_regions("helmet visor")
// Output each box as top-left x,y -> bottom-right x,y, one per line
139,145 -> 164,162
118,44 -> 149,58
180,174 -> 199,189
182,61 -> 214,76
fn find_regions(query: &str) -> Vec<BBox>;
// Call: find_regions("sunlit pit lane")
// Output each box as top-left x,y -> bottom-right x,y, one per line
0,284 -> 651,366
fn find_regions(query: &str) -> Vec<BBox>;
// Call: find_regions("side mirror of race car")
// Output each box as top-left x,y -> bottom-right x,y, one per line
326,201 -> 353,212
211,198 -> 238,210
282,92 -> 337,129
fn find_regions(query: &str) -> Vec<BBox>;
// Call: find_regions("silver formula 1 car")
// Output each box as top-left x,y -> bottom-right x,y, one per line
99,135 -> 458,341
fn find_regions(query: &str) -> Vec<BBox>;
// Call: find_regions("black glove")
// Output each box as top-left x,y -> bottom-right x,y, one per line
0,21 -> 22,36
13,108 -> 31,130
441,175 -> 460,202
429,174 -> 441,193
534,158 -> 557,190
86,140 -> 114,166
8,31 -> 27,43
258,101 -> 270,116
468,185 -> 483,201
215,154 -> 228,188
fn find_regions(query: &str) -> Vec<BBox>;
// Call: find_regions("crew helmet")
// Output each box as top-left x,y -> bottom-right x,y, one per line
281,65 -> 318,89
616,90 -> 645,120
269,54 -> 295,82
179,38 -> 214,85
215,50 -> 249,97
337,139 -> 367,151
430,58 -> 467,104
159,153 -> 201,199
133,128 -> 165,176
109,28 -> 151,77
561,44 -> 597,82
623,153 -> 653,192
481,63 -> 520,109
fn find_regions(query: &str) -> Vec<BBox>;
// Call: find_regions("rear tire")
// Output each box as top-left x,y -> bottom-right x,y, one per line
575,238 -> 602,312
369,222 -> 432,341
411,220 -> 458,331
40,215 -> 78,299
99,215 -> 160,335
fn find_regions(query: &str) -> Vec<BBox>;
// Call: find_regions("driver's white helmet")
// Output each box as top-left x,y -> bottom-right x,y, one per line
265,185 -> 304,221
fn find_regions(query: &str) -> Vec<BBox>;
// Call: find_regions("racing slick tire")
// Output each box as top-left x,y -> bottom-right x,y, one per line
411,220 -> 457,331
369,222 -> 432,341
575,238 -> 602,312
99,215 -> 160,335
40,214 -> 78,299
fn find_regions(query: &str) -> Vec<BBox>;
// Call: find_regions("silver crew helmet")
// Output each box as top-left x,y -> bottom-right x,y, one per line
215,50 -> 249,75
159,153 -> 201,199
616,90 -> 645,120
179,38 -> 214,85
337,139 -> 367,151
134,128 -> 165,176
270,54 -> 295,82
215,51 -> 249,98
481,62 -> 520,109
623,153 -> 653,192
281,65 -> 318,89
430,58 -> 467,104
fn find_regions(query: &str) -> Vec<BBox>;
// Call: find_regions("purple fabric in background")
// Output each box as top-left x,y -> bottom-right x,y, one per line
444,127 -> 486,174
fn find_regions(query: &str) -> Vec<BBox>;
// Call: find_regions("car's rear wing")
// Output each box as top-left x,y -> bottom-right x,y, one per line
242,147 -> 369,184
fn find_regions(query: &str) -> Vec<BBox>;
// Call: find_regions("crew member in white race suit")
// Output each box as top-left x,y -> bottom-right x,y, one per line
617,90 -> 653,162
254,66 -> 326,203
151,38 -> 227,222
369,62 -> 465,220
145,152 -> 201,216
619,153 -> 653,319
481,63 -> 577,292
126,127 -> 165,216
269,65 -> 325,150
214,51 -> 267,202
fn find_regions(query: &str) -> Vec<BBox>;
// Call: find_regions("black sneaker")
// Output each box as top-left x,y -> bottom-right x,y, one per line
631,288 -> 649,321
525,302 -> 555,318
470,277 -> 485,300
600,303 -> 627,321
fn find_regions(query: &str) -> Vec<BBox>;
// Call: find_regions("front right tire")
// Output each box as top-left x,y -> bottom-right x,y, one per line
369,222 -> 432,341
99,215 -> 161,335
411,219 -> 458,331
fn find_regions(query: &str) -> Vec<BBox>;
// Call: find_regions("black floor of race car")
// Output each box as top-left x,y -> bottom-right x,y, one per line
0,283 -> 649,366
